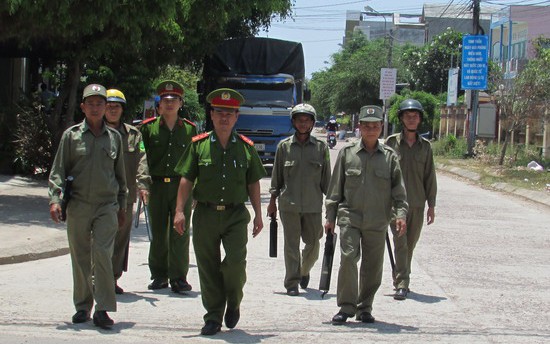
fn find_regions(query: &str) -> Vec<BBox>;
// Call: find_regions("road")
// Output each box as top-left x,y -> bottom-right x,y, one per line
0,137 -> 549,343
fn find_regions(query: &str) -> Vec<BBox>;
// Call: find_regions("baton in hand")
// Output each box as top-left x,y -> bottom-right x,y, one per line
269,214 -> 277,258
319,232 -> 337,299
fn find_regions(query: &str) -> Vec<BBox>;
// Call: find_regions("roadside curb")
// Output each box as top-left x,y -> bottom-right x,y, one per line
436,163 -> 550,209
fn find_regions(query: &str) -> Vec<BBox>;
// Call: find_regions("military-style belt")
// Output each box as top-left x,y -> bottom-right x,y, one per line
151,176 -> 180,183
199,202 -> 239,211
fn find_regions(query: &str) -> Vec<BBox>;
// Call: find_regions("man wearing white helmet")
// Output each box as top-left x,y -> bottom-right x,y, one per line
268,103 -> 331,296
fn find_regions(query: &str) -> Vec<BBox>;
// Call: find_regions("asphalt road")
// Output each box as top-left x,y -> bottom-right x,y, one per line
0,136 -> 548,343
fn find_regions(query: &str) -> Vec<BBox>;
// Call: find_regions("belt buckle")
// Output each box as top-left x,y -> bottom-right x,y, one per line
216,205 -> 225,211
164,177 -> 171,183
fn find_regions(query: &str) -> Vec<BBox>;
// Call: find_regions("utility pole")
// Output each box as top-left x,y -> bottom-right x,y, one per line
467,0 -> 481,156
383,29 -> 394,138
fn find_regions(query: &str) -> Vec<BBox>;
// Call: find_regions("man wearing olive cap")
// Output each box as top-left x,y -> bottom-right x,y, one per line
268,103 -> 331,296
48,83 -> 127,328
325,105 -> 408,325
140,80 -> 197,293
174,88 -> 266,336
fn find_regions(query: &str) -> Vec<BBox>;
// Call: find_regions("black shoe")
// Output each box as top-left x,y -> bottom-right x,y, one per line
224,308 -> 240,329
201,320 -> 221,335
170,278 -> 192,293
286,287 -> 299,296
332,311 -> 353,325
93,311 -> 114,329
72,310 -> 90,324
299,274 -> 310,289
357,312 -> 375,323
148,278 -> 168,290
394,288 -> 408,300
115,283 -> 124,295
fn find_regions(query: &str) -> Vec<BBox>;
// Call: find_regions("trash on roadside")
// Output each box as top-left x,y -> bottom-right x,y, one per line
527,161 -> 544,172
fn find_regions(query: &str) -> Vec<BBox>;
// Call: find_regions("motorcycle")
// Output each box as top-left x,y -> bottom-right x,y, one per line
327,131 -> 337,149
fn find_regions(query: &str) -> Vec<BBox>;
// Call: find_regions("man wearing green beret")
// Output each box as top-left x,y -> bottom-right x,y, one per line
173,88 -> 266,336
48,83 -> 127,329
140,80 -> 197,293
324,105 -> 408,325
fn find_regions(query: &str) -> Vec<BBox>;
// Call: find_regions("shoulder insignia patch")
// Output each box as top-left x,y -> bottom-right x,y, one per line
183,118 -> 196,127
238,134 -> 254,146
192,132 -> 210,142
141,117 -> 156,125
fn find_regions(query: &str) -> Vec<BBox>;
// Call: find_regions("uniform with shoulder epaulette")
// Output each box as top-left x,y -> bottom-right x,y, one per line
140,80 -> 197,293
174,88 -> 266,335
385,98 -> 437,301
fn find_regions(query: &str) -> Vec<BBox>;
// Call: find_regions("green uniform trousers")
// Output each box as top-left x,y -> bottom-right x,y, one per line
337,225 -> 386,315
390,206 -> 425,289
112,203 -> 134,279
148,180 -> 191,280
192,203 -> 250,324
66,200 -> 118,312
280,211 -> 323,289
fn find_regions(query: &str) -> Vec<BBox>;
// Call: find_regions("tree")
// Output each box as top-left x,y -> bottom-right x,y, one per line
401,28 -> 463,94
309,32 -> 409,118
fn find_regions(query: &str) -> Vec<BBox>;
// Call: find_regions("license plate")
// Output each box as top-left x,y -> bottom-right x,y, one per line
255,143 -> 265,151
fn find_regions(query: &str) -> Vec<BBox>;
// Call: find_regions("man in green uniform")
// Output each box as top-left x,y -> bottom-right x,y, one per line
173,88 -> 266,336
48,84 -> 127,329
325,105 -> 408,325
105,89 -> 151,294
140,80 -> 197,293
385,99 -> 437,300
267,103 -> 331,296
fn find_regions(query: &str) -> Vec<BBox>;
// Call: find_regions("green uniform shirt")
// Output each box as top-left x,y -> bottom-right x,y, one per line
270,134 -> 331,213
117,123 -> 150,204
49,120 -> 127,208
140,116 -> 197,177
174,131 -> 266,204
385,132 -> 437,208
325,140 -> 408,230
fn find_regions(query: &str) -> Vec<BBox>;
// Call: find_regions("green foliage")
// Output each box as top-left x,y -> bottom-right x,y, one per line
309,31 -> 409,117
401,28 -> 463,94
432,135 -> 467,158
0,0 -> 293,151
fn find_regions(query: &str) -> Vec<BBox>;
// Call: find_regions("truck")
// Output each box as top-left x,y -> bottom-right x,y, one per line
199,37 -> 308,163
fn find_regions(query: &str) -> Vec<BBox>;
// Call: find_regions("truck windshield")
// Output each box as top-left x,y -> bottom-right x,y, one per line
218,75 -> 295,108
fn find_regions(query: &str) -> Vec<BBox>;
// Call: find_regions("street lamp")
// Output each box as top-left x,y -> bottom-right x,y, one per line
364,6 -> 387,39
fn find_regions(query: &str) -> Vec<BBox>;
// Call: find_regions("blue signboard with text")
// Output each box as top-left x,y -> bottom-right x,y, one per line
461,35 -> 488,90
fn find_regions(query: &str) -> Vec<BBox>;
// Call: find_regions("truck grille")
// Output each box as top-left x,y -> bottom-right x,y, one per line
236,129 -> 274,136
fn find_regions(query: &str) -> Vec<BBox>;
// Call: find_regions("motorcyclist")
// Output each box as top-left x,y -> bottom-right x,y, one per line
325,116 -> 339,146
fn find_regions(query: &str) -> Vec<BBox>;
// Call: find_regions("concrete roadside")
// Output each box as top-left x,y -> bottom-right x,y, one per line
0,174 -> 68,265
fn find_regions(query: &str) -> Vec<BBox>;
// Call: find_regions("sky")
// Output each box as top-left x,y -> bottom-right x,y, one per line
257,0 -> 547,78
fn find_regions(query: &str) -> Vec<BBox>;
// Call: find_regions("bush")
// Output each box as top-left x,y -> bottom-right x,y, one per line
432,134 -> 467,158
13,100 -> 53,177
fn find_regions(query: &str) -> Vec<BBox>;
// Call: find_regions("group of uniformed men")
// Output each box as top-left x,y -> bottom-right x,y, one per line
48,79 -> 437,335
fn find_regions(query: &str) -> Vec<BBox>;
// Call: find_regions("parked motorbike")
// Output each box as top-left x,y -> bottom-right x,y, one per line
327,131 -> 337,149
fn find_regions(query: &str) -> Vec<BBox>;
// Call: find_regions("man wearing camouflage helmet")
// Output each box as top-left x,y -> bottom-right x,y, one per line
267,103 -> 331,296
325,105 -> 408,325
385,99 -> 437,301
104,88 -> 151,295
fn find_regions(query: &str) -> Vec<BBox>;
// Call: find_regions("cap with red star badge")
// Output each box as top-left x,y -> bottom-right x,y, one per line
157,80 -> 184,99
206,88 -> 244,109
82,84 -> 107,100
